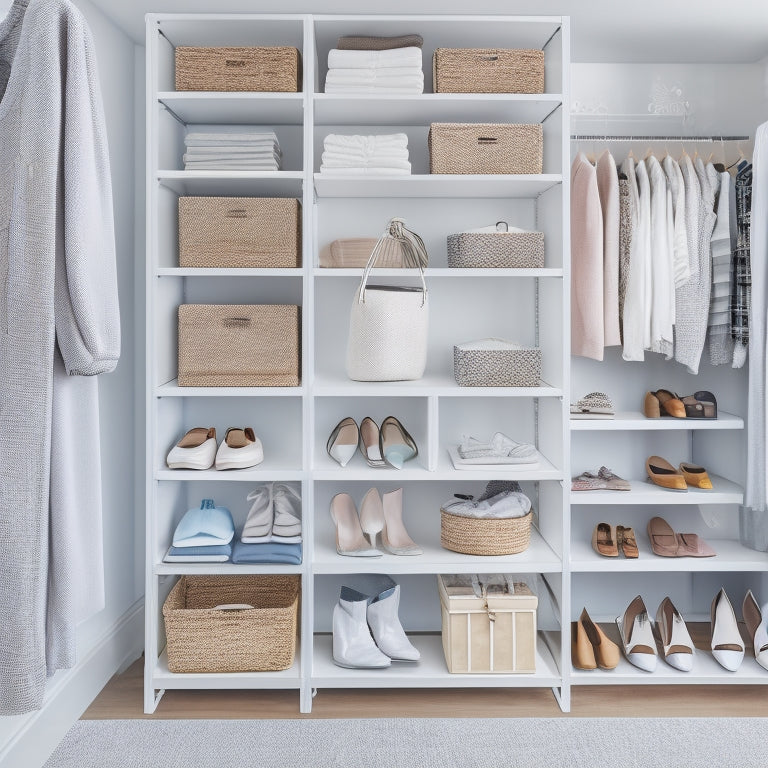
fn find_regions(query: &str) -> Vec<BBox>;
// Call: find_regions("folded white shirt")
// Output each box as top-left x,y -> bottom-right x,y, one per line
319,165 -> 411,175
327,46 -> 422,70
325,83 -> 424,95
321,157 -> 412,172
185,129 -> 278,141
326,67 -> 424,81
185,162 -> 281,171
185,145 -> 282,155
321,149 -> 410,161
441,490 -> 532,520
323,133 -> 409,152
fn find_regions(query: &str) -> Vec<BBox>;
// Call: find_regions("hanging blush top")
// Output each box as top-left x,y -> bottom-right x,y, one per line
596,150 -> 621,347
571,152 -> 604,360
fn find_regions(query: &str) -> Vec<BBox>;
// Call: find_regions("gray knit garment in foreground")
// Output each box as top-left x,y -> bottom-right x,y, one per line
45,718 -> 768,768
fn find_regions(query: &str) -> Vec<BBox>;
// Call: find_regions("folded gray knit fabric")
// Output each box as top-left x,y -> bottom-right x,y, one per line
336,34 -> 424,50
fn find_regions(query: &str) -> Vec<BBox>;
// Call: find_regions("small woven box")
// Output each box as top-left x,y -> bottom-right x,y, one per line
175,46 -> 301,92
162,575 -> 299,673
429,123 -> 543,175
454,338 -> 542,387
440,509 -> 533,556
447,230 -> 545,268
433,48 -> 544,94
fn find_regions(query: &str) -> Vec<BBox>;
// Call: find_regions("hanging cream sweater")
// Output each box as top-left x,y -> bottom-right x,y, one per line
596,150 -> 621,347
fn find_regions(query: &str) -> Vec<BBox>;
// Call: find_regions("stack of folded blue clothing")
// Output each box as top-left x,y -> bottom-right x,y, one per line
231,483 -> 303,565
164,499 -> 234,562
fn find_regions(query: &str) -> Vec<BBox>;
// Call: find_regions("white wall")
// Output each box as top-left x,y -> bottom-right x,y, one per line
0,1 -> 141,765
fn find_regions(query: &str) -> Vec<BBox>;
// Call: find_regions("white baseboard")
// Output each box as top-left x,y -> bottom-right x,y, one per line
0,598 -> 144,768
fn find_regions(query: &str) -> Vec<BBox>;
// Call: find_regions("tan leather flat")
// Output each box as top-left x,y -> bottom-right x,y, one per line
646,455 -> 688,491
647,516 -> 680,557
679,462 -> 713,489
592,522 -> 618,557
571,617 -> 597,670
617,525 -> 639,558
579,608 -> 620,669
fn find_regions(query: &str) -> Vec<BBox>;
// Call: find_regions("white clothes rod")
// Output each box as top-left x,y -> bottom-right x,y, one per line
570,134 -> 750,142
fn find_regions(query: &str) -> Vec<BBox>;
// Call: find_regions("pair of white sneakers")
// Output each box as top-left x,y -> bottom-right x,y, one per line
166,427 -> 263,471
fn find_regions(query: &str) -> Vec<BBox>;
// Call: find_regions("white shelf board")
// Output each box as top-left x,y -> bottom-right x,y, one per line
159,92 -> 304,125
570,537 -> 767,573
313,94 -> 563,126
571,625 -> 768,685
155,466 -> 304,482
154,562 -> 303,575
313,174 -> 562,199
153,648 -> 301,690
313,268 -> 563,278
311,633 -> 561,688
436,450 -> 563,481
312,525 -> 561,575
313,372 -> 562,398
570,411 -> 744,431
570,475 -> 743,505
158,170 -> 304,196
156,379 -> 305,397
157,267 -> 304,277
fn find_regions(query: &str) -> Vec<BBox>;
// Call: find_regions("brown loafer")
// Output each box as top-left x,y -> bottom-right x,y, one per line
646,455 -> 688,491
644,389 -> 686,418
592,522 -> 619,557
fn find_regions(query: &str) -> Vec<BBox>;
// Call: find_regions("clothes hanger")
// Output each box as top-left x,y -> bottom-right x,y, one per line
726,142 -> 746,171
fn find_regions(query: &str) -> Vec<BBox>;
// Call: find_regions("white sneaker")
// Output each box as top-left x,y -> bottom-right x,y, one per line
166,427 -> 217,470
272,483 -> 302,539
215,427 -> 264,470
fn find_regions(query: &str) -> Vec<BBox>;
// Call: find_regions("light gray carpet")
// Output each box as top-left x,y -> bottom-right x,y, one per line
44,717 -> 768,768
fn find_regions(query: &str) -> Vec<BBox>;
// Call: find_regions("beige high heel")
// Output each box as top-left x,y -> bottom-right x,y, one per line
358,487 -> 384,549
381,488 -> 422,556
327,417 -> 359,467
358,418 -> 386,467
330,493 -> 380,557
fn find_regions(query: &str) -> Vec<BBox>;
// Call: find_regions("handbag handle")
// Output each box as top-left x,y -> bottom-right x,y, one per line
358,218 -> 428,307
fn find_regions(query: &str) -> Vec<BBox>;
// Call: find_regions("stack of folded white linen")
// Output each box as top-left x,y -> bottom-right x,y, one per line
324,47 -> 424,94
320,133 -> 411,175
184,127 -> 282,171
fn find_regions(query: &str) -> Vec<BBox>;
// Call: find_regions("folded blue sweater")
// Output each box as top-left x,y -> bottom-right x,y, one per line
231,540 -> 302,565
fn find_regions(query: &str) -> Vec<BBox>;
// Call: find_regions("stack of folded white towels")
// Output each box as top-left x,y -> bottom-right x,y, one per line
324,47 -> 424,94
184,127 -> 282,171
320,133 -> 411,176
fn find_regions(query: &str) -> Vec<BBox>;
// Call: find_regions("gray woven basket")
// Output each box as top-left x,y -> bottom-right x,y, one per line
178,304 -> 300,387
429,123 -> 543,175
454,338 -> 542,387
175,46 -> 301,92
433,48 -> 544,94
447,231 -> 545,268
163,575 -> 299,673
440,509 -> 532,555
178,197 -> 301,269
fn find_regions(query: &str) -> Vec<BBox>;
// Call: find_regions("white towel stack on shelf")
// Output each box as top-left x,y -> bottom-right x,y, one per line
184,128 -> 282,171
320,133 -> 411,175
324,47 -> 424,94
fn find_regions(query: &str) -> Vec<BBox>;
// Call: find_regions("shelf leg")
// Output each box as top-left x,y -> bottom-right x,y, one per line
552,684 -> 570,713
300,684 -> 314,713
144,687 -> 164,715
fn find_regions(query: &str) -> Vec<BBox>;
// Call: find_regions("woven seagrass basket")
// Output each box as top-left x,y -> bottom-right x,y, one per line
429,123 -> 543,175
175,46 -> 301,92
163,575 -> 300,673
447,230 -> 545,268
440,509 -> 532,556
433,48 -> 544,94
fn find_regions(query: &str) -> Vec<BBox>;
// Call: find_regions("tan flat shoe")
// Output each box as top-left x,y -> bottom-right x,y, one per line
646,455 -> 688,491
647,516 -> 680,557
571,617 -> 597,670
580,608 -> 620,669
644,389 -> 686,418
617,525 -> 639,558
592,522 -> 619,557
679,462 -> 713,489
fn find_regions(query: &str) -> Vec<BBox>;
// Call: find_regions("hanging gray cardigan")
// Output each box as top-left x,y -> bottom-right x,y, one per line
0,0 -> 119,714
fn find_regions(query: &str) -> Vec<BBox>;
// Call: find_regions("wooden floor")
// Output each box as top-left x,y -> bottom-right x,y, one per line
85,656 -> 768,720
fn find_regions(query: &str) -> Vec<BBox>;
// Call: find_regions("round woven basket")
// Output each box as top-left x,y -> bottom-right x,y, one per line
440,508 -> 532,556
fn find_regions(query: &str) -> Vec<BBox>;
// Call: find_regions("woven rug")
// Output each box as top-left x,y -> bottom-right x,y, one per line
44,717 -> 768,768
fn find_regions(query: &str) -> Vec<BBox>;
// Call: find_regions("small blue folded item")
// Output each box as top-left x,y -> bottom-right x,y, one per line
172,499 -> 235,548
164,543 -> 232,562
231,539 -> 303,565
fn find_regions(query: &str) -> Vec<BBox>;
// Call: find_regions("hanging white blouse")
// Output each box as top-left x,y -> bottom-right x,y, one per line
662,155 -> 691,287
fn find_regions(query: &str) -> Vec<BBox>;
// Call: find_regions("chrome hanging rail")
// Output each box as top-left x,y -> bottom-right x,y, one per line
570,134 -> 750,142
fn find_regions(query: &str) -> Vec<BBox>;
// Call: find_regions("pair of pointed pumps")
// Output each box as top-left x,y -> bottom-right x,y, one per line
710,588 -> 768,672
329,487 -> 421,557
646,456 -> 713,491
327,416 -> 417,469
332,581 -> 420,668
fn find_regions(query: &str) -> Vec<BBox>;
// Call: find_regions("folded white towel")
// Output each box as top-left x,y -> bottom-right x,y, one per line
326,67 -> 423,81
319,165 -> 411,175
321,148 -> 410,161
185,162 -> 281,171
328,46 -> 422,70
184,154 -> 281,163
320,157 -> 413,171
185,129 -> 278,142
185,145 -> 282,155
323,133 -> 408,151
324,83 -> 425,95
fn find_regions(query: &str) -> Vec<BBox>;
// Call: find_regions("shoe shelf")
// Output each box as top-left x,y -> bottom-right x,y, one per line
153,562 -> 304,576
313,174 -> 563,199
570,475 -> 744,505
313,93 -> 564,126
434,451 -> 563,481
158,92 -> 305,125
570,537 -> 767,573
154,467 -> 305,482
570,411 -> 745,431
155,380 -> 306,397
152,648 -> 303,691
311,633 -> 562,688
157,171 -> 305,197
312,525 -> 562,576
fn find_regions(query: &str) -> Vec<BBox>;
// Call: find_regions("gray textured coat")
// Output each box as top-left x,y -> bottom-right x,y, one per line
0,0 -> 119,714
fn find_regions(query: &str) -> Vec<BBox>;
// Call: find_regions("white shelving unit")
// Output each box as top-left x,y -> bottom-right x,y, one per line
146,13 -> 570,714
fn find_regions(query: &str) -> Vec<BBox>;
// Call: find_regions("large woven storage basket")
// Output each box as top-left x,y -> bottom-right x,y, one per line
163,575 -> 299,673
454,338 -> 542,387
447,230 -> 545,268
433,48 -> 544,94
175,46 -> 301,92
429,123 -> 543,175
178,197 -> 301,268
178,304 -> 300,387
440,509 -> 532,556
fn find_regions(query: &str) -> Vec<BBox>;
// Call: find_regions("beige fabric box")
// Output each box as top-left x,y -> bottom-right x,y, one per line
433,48 -> 544,94
438,574 -> 538,673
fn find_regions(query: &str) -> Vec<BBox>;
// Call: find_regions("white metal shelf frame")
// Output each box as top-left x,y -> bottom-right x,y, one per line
146,12 -> 571,715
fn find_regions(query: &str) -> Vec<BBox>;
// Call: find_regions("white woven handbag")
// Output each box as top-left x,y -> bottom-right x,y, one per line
346,218 -> 429,382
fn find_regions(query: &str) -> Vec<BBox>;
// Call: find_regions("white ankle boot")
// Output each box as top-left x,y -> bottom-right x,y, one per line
332,587 -> 390,669
367,584 -> 420,662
